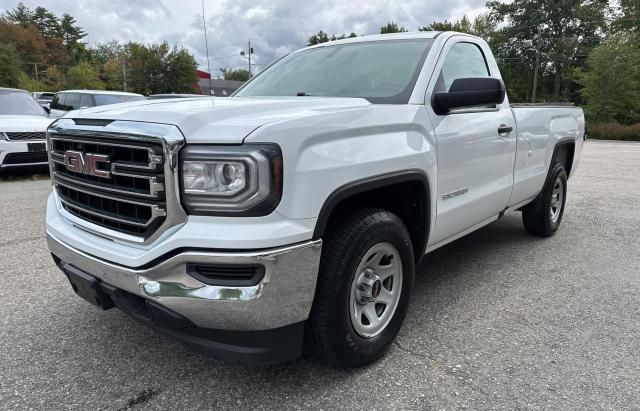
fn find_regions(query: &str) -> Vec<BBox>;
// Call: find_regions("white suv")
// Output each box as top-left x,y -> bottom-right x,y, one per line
0,87 -> 53,170
48,90 -> 145,118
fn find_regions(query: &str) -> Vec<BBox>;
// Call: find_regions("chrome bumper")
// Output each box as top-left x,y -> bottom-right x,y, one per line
47,232 -> 322,331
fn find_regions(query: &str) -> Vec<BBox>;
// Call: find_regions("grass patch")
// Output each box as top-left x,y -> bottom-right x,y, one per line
588,122 -> 640,141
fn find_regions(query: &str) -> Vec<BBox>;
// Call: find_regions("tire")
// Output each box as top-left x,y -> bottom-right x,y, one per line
308,208 -> 415,367
522,162 -> 568,237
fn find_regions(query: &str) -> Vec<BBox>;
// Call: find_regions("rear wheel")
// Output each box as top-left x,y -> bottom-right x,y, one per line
522,162 -> 568,237
308,208 -> 415,367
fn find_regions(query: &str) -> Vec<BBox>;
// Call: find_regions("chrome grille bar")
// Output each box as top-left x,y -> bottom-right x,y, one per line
5,131 -> 47,141
47,119 -> 187,244
49,136 -> 162,171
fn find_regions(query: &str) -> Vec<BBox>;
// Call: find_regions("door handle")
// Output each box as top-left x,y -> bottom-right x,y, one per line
498,125 -> 513,136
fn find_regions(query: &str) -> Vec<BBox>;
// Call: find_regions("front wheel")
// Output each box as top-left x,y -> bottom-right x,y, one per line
522,162 -> 568,237
308,208 -> 415,367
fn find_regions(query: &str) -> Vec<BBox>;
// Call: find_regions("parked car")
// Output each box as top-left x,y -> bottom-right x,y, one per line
48,90 -> 145,118
45,32 -> 585,367
0,87 -> 53,170
147,94 -> 209,99
32,91 -> 56,109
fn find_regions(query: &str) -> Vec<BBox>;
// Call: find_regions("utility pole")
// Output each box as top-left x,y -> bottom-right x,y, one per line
122,60 -> 127,92
531,27 -> 541,104
34,63 -> 38,81
240,41 -> 254,77
248,40 -> 252,77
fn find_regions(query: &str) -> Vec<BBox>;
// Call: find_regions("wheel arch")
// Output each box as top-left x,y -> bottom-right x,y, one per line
551,138 -> 576,177
312,170 -> 431,262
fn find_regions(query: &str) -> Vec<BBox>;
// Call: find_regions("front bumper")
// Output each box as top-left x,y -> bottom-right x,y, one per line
47,232 -> 322,331
0,140 -> 48,168
48,232 -> 322,363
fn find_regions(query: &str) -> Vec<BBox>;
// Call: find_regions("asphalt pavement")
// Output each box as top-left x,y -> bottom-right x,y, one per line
1,140 -> 639,410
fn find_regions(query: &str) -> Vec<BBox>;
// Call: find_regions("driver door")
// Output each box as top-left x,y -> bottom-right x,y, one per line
426,39 -> 517,246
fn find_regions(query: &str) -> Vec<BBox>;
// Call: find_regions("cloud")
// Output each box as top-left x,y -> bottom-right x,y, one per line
0,0 -> 487,76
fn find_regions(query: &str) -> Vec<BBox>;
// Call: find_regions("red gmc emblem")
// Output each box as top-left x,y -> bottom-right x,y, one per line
64,150 -> 112,178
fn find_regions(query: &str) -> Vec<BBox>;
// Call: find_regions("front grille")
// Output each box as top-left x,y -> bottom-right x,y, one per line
3,152 -> 49,165
5,132 -> 46,141
50,133 -> 167,239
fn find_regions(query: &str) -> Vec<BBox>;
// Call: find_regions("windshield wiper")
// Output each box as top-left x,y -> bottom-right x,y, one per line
296,92 -> 313,96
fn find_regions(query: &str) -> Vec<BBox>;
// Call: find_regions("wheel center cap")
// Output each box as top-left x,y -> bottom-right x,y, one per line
355,269 -> 382,304
371,279 -> 382,299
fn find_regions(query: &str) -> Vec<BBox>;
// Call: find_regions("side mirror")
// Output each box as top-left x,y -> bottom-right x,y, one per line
432,77 -> 505,115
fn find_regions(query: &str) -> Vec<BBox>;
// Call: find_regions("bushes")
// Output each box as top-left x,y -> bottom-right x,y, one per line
587,122 -> 640,141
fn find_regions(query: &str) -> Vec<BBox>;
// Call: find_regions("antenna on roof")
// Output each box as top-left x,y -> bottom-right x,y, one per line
201,0 -> 213,95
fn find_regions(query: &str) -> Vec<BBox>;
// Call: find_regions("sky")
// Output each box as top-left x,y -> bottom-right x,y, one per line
0,0 -> 488,76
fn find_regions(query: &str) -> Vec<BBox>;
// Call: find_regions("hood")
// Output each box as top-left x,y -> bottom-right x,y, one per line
65,96 -> 371,143
0,115 -> 54,132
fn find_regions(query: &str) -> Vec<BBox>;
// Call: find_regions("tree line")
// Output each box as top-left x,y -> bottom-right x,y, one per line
0,3 -> 198,95
308,0 -> 640,133
1,1 -> 638,136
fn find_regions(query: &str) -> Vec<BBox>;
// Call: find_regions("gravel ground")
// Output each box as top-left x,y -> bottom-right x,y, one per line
0,140 -> 639,410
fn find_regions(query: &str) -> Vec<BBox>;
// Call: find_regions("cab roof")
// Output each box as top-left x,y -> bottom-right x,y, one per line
57,90 -> 144,97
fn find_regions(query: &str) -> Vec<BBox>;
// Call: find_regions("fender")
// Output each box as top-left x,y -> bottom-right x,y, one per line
312,170 -> 431,259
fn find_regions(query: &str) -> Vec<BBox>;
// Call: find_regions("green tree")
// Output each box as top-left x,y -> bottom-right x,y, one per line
575,33 -> 640,124
308,30 -> 329,45
163,47 -> 198,93
330,32 -> 357,41
59,13 -> 86,61
0,19 -> 46,65
0,43 -> 23,88
65,62 -> 105,90
31,6 -> 60,38
613,0 -> 640,33
124,41 -> 197,94
307,31 -> 357,46
42,65 -> 64,90
221,68 -> 250,81
102,56 -> 126,90
4,2 -> 33,27
17,72 -> 46,91
487,0 -> 609,101
380,22 -> 407,34
420,15 -> 473,33
88,40 -> 125,69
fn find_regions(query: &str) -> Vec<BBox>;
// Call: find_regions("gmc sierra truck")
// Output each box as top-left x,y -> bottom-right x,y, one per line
46,32 -> 585,367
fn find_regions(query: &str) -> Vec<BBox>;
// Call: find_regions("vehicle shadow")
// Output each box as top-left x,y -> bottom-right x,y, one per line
28,213 -> 548,407
415,214 -> 529,287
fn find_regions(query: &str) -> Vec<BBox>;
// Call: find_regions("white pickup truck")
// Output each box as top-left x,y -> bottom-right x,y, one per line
45,32 -> 584,367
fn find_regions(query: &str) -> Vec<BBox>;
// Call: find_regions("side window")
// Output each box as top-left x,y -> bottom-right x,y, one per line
58,94 -> 69,110
79,94 -> 93,108
65,93 -> 80,110
436,42 -> 490,92
50,94 -> 61,110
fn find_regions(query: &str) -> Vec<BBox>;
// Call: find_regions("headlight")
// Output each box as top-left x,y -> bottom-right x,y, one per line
180,144 -> 282,216
183,161 -> 247,195
0,132 -> 7,141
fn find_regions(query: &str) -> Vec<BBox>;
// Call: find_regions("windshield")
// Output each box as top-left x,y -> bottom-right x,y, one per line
0,90 -> 46,115
94,94 -> 145,106
236,39 -> 433,104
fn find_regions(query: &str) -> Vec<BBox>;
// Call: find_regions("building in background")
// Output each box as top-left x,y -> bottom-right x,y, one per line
194,70 -> 244,97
